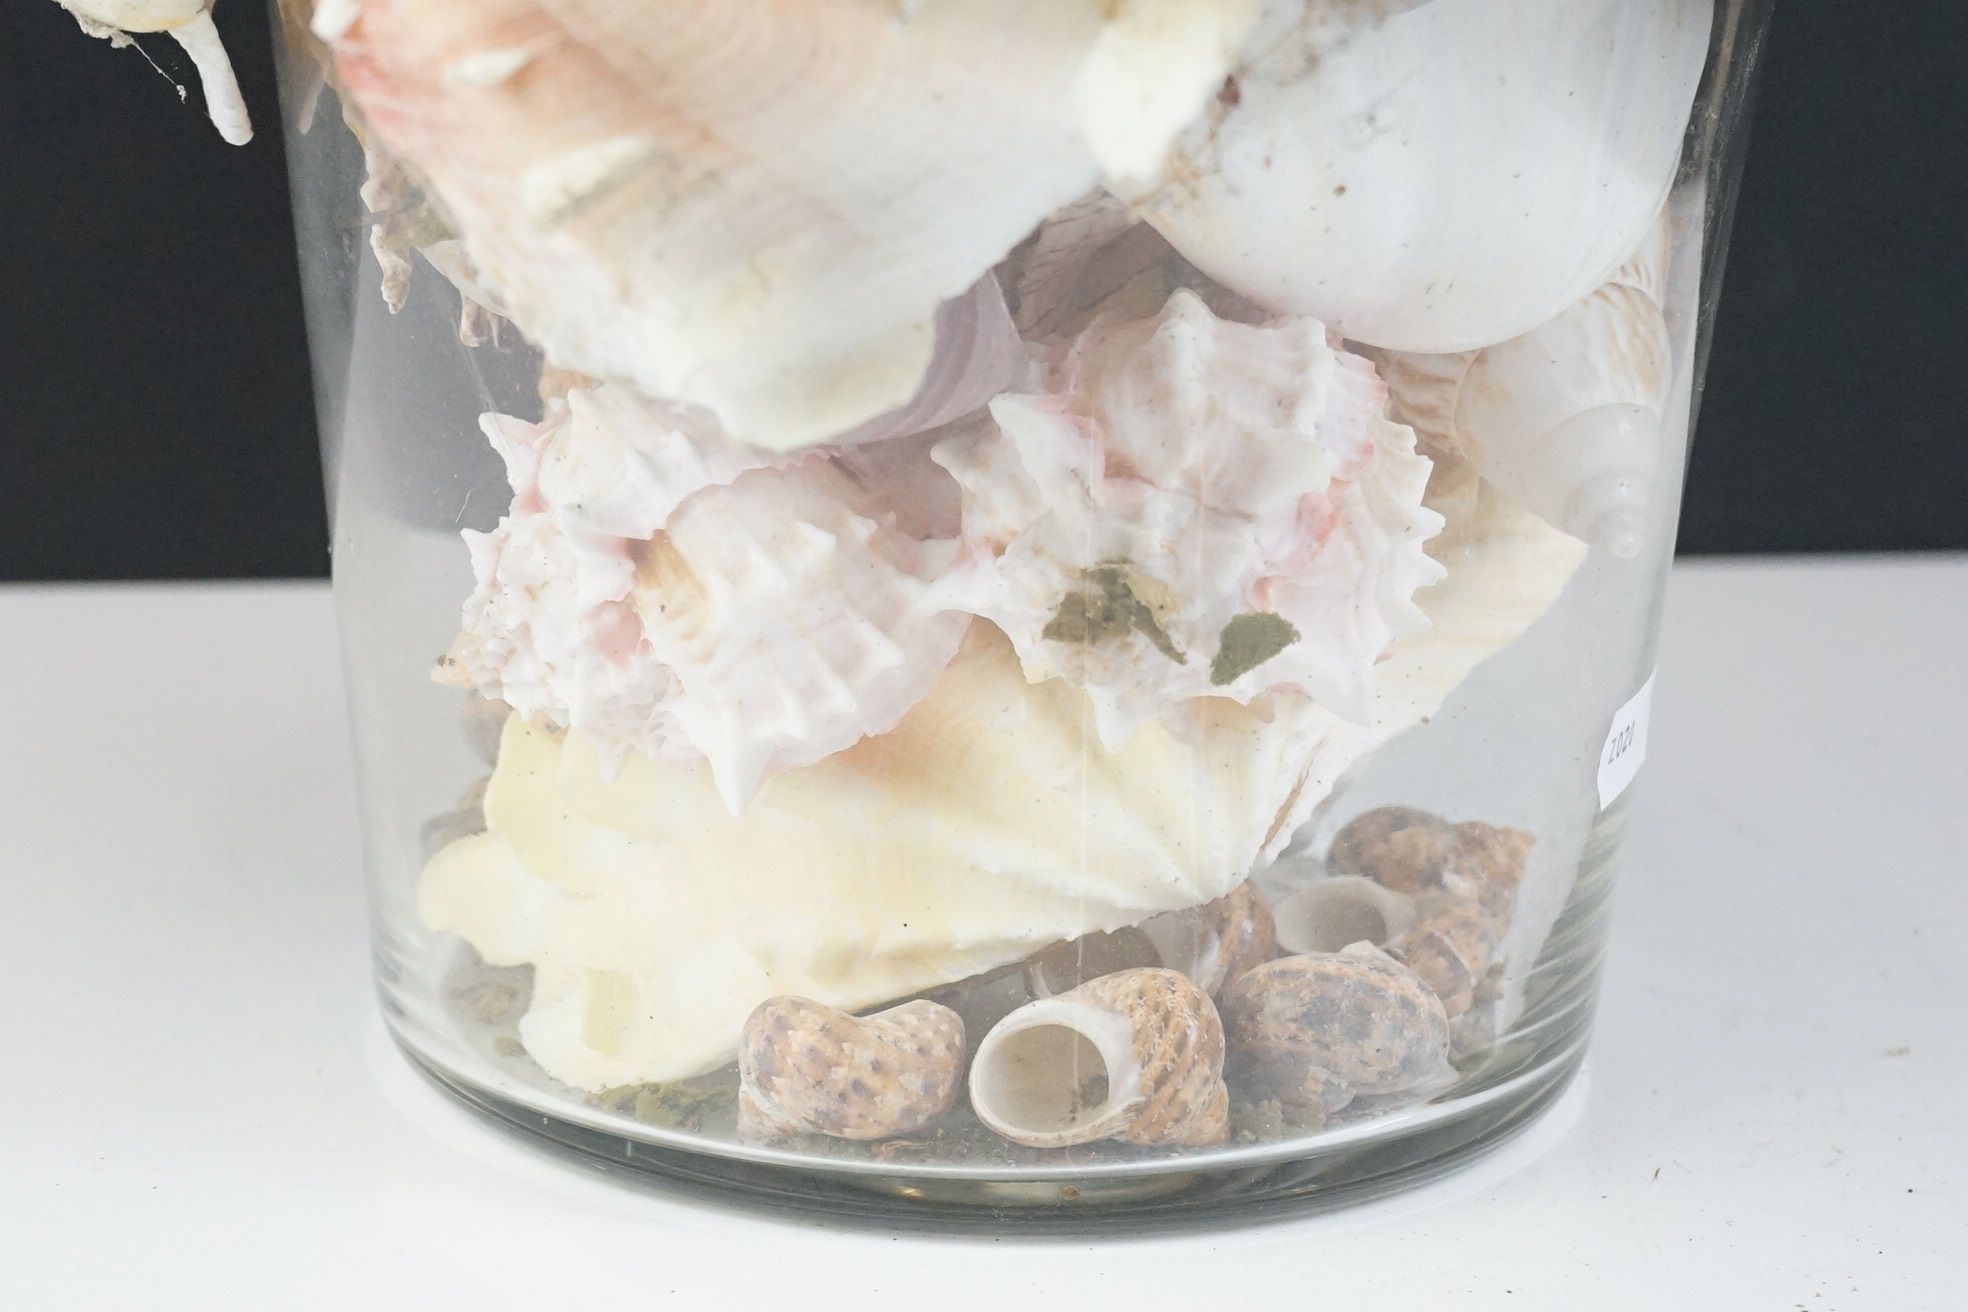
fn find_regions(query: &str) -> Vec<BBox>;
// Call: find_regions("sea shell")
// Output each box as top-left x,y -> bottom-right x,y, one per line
1328,806 -> 1459,895
1271,875 -> 1416,956
1140,882 -> 1278,995
1330,807 -> 1534,926
1220,945 -> 1450,1111
527,385 -> 802,541
1386,893 -> 1500,1019
1444,820 -> 1536,927
60,1 -> 253,144
1129,0 -> 1711,352
420,463 -> 1586,1090
324,0 -> 1257,450
736,997 -> 965,1142
968,968 -> 1229,1148
1370,220 -> 1675,556
934,288 -> 1445,747
438,389 -> 968,811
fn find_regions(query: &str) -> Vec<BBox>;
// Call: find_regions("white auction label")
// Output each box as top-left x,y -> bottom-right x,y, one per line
1597,671 -> 1657,810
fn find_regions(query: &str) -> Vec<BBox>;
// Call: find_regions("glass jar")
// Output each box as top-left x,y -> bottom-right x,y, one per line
274,0 -> 1770,1219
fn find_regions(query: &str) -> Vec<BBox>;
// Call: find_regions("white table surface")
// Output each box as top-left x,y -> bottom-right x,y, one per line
2,557 -> 1962,1310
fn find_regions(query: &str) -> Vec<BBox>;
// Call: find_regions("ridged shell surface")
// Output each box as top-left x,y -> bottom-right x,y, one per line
439,390 -> 969,812
1370,219 -> 1676,554
737,998 -> 965,1142
1221,946 -> 1450,1109
324,0 -> 1257,449
1387,894 -> 1500,1019
935,288 -> 1445,747
968,968 -> 1229,1148
1141,881 -> 1278,996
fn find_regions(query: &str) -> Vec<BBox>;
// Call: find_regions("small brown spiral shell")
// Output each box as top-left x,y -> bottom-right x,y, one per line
1221,947 -> 1450,1111
737,997 -> 965,1142
1387,892 -> 1501,1018
969,968 -> 1229,1149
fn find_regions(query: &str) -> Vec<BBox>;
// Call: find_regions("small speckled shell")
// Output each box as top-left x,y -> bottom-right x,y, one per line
1445,821 -> 1535,924
969,968 -> 1229,1149
1331,809 -> 1535,928
737,997 -> 965,1142
1387,893 -> 1501,1019
1327,806 -> 1459,895
1143,881 -> 1279,995
1221,947 -> 1450,1110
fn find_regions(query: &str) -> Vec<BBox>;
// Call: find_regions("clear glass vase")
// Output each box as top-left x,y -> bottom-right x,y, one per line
274,0 -> 1770,1221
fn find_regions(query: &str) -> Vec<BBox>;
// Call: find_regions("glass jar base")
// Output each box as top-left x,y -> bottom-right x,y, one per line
389,1025 -> 1585,1231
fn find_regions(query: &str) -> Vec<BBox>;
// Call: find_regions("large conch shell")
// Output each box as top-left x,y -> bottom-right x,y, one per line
322,0 -> 1260,449
421,461 -> 1586,1090
1128,0 -> 1711,352
438,386 -> 968,812
968,968 -> 1229,1148
935,289 -> 1445,747
57,0 -> 253,143
1368,221 -> 1674,557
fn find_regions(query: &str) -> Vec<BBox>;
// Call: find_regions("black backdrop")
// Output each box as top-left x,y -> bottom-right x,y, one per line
2,2 -> 1963,582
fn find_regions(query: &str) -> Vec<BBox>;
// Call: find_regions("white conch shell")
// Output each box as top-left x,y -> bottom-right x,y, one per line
59,0 -> 253,144
1130,0 -> 1711,352
421,626 -> 1330,1088
935,289 -> 1444,747
325,0 -> 1258,450
1370,221 -> 1675,557
439,389 -> 967,812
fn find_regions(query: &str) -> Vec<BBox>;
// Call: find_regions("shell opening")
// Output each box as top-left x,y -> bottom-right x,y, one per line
975,1025 -> 1111,1137
1275,878 -> 1416,956
970,1019 -> 1125,1144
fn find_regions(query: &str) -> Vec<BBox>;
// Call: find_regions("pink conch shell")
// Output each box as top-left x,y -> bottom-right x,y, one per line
439,387 -> 967,811
323,0 -> 1257,450
934,288 -> 1444,748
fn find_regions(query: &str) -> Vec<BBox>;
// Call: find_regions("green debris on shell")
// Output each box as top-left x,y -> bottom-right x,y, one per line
1042,561 -> 1185,664
1210,612 -> 1299,686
